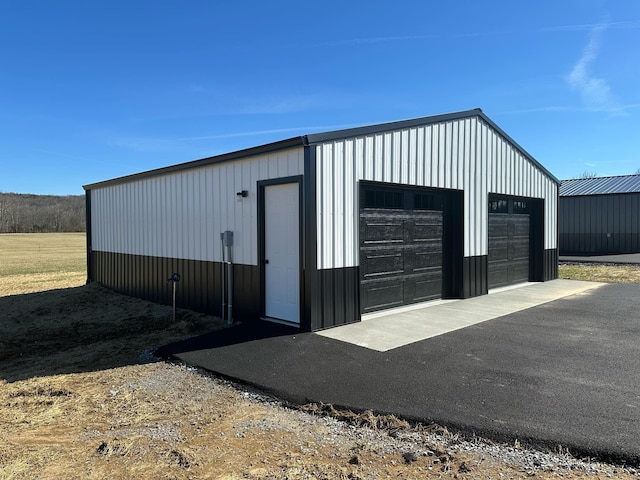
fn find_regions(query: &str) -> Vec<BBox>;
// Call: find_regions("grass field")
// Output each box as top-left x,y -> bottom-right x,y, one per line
559,263 -> 640,283
0,233 -> 86,296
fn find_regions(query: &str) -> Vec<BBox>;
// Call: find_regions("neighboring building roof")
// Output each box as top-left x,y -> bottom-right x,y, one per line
560,174 -> 640,197
84,108 -> 559,190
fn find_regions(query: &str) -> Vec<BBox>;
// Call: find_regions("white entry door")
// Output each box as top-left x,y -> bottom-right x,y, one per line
264,182 -> 300,324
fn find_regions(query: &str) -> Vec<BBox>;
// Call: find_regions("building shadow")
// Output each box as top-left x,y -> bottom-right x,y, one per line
0,283 -> 239,383
155,322 -> 298,359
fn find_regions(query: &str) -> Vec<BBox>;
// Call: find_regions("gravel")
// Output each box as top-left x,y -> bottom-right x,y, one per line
197,365 -> 640,478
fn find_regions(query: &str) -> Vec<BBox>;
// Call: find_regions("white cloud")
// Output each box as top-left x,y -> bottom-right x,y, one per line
546,20 -> 640,33
566,24 -> 622,114
313,21 -> 640,48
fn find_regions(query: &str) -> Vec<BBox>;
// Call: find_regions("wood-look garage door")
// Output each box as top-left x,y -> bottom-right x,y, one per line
488,213 -> 530,289
360,208 -> 443,314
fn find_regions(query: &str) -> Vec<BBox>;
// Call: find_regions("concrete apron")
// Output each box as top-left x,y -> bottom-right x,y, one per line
317,279 -> 606,352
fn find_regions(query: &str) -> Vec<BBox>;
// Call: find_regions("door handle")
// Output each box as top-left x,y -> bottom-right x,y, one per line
264,259 -> 269,264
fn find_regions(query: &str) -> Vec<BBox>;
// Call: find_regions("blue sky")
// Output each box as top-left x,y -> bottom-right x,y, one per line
1,0 -> 639,195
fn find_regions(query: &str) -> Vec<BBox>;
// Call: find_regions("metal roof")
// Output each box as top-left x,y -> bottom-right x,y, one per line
84,108 -> 559,190
560,174 -> 640,197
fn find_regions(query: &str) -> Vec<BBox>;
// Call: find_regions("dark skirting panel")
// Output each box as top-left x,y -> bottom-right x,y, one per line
308,266 -> 360,332
543,248 -> 558,281
233,263 -> 261,321
90,250 -> 260,321
462,255 -> 488,298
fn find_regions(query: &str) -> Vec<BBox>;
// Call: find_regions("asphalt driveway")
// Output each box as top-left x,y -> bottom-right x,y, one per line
158,282 -> 640,464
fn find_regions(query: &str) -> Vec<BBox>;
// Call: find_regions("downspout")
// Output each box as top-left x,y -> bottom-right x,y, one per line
221,231 -> 234,325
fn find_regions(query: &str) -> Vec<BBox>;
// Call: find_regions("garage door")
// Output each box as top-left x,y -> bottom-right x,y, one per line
360,206 -> 443,314
488,198 -> 530,289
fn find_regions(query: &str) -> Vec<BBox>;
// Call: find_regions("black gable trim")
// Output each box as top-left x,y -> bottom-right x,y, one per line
303,109 -> 483,144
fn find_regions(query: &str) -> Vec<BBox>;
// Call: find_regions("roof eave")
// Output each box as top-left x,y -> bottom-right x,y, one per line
83,136 -> 307,190
475,112 -> 561,185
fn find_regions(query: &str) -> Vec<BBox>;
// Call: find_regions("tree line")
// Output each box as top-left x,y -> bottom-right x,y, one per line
0,192 -> 85,233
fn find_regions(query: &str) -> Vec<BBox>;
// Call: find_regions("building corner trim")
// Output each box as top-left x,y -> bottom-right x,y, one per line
303,145 -> 318,332
85,189 -> 93,284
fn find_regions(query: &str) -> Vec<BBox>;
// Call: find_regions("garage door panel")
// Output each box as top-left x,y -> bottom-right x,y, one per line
512,224 -> 530,237
360,247 -> 403,278
489,245 -> 508,262
407,213 -> 443,241
510,216 -> 530,235
362,272 -> 442,313
360,199 -> 443,314
406,272 -> 442,303
510,243 -> 529,260
361,223 -> 404,244
361,279 -> 404,313
360,210 -> 404,244
413,248 -> 443,272
411,226 -> 444,243
488,262 -> 509,288
489,218 -> 508,237
488,212 -> 530,289
509,259 -> 529,279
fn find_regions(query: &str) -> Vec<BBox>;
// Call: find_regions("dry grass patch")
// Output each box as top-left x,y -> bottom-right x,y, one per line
0,233 -> 85,276
559,264 -> 640,284
0,271 -> 85,296
0,233 -> 86,296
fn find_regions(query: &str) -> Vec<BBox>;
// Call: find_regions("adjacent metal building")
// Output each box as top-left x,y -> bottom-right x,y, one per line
84,108 -> 559,332
559,174 -> 640,254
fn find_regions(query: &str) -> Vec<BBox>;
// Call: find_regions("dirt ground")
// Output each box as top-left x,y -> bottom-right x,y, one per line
1,282 -> 639,479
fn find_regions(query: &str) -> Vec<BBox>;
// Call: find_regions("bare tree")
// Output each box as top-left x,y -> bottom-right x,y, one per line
577,170 -> 599,179
0,195 -> 8,232
0,193 -> 85,233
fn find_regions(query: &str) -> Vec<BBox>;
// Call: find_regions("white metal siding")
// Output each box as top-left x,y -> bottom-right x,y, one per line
91,147 -> 304,265
316,116 -> 557,269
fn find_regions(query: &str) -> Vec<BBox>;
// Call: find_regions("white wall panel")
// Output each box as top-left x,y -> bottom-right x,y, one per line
344,139 -> 356,268
315,116 -> 558,269
91,147 -> 304,265
334,141 -> 345,268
